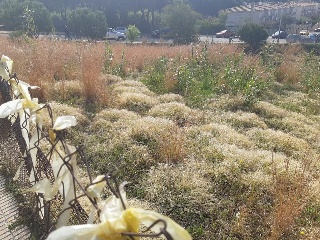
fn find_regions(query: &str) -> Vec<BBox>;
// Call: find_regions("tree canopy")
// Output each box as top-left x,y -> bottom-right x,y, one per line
238,23 -> 269,52
162,3 -> 199,44
0,0 -> 319,40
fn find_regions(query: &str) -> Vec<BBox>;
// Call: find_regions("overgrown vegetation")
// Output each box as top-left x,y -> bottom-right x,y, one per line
1,37 -> 320,239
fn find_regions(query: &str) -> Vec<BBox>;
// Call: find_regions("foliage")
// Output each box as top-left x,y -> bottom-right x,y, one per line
142,56 -> 169,94
238,23 -> 269,52
175,44 -> 218,106
126,25 -> 140,43
67,7 -> 107,39
301,51 -> 320,93
161,3 -> 199,44
222,54 -> 269,103
143,43 -> 269,107
197,16 -> 225,35
24,0 -> 53,33
0,0 -> 53,33
23,6 -> 38,38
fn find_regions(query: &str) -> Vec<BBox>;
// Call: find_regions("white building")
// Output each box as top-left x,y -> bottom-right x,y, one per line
224,1 -> 320,30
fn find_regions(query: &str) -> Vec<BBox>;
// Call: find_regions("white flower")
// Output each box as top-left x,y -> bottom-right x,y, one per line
0,55 -> 13,80
49,116 -> 77,142
12,79 -> 40,101
0,99 -> 24,118
53,116 -> 77,131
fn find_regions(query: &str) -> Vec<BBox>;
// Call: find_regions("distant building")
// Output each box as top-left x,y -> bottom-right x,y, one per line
224,1 -> 320,30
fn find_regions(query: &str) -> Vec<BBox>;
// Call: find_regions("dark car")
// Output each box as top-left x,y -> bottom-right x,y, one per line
152,28 -> 171,38
272,31 -> 288,39
215,30 -> 234,38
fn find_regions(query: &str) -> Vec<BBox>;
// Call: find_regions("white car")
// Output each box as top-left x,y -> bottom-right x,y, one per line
115,27 -> 127,34
106,28 -> 126,41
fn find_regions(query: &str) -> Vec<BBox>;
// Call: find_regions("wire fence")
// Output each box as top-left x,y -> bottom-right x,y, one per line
0,69 -> 187,239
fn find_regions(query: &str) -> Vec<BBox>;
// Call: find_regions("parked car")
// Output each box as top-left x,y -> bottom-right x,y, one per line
299,30 -> 309,35
271,31 -> 288,39
215,30 -> 234,38
106,28 -> 126,41
115,27 -> 127,34
314,28 -> 320,32
286,34 -> 316,44
151,27 -> 171,38
286,34 -> 301,43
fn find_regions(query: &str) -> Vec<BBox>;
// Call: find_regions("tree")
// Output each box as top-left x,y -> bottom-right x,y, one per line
126,25 -> 140,43
0,0 -> 52,33
161,3 -> 199,44
238,23 -> 269,52
26,1 -> 53,33
67,7 -> 107,39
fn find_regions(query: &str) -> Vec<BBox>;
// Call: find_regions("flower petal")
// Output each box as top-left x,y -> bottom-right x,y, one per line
46,224 -> 101,240
86,175 -> 106,200
0,55 -> 13,80
56,145 -> 78,228
53,116 -> 77,130
0,99 -> 24,118
100,181 -> 127,222
1,55 -> 13,72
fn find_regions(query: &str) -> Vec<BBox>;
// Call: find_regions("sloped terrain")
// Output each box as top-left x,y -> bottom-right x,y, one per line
50,77 -> 320,240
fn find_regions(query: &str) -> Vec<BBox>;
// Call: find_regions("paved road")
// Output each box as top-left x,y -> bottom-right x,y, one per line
137,35 -> 287,44
198,35 -> 287,44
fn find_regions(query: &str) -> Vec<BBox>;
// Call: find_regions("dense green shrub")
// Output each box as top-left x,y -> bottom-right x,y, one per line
127,25 -> 140,43
238,23 -> 269,52
142,56 -> 170,94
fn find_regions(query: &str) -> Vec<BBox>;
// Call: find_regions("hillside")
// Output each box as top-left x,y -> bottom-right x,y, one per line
46,75 -> 320,239
1,37 -> 320,239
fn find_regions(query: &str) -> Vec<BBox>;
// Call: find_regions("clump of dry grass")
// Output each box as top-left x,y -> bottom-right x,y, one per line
51,80 -> 84,104
273,44 -> 305,85
156,93 -> 185,103
81,44 -> 106,103
274,61 -> 302,85
112,79 -> 156,97
148,102 -> 203,126
142,160 -> 215,236
130,116 -> 185,164
192,123 -> 254,149
108,80 -> 159,114
111,92 -> 159,114
39,101 -> 90,131
269,156 -> 311,240
216,110 -> 268,130
246,128 -> 311,159
94,108 -> 140,124
253,101 -> 289,119
275,90 -> 320,115
206,94 -> 247,112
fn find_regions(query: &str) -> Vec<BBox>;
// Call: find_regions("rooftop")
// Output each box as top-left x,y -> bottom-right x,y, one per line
225,1 -> 319,13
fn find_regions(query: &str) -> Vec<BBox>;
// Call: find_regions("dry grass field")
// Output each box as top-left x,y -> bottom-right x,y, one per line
1,37 -> 320,239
